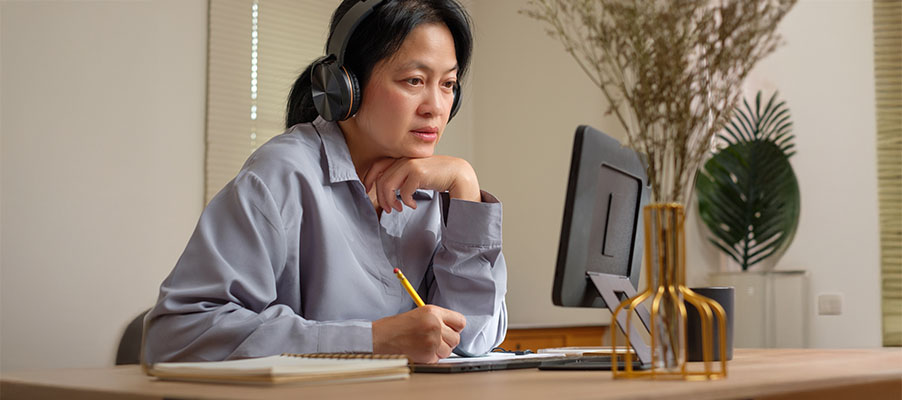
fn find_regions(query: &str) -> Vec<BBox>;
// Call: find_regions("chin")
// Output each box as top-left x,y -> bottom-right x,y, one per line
406,150 -> 435,158
403,146 -> 435,159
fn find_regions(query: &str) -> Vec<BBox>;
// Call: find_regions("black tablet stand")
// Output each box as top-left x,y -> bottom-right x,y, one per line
588,272 -> 652,365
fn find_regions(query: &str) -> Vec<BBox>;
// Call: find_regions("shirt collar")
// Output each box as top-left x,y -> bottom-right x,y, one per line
314,116 -> 360,184
312,116 -> 434,200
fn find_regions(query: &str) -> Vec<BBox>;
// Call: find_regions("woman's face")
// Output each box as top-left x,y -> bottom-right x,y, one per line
345,22 -> 458,160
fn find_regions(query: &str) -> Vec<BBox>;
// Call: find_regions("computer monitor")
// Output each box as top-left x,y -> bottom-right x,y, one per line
552,125 -> 650,309
549,125 -> 653,368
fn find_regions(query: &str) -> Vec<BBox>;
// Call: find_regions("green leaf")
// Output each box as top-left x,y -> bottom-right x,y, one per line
758,93 -> 781,128
764,114 -> 792,141
754,91 -> 763,123
735,103 -> 757,142
722,125 -> 744,145
695,91 -> 800,271
708,238 -> 743,265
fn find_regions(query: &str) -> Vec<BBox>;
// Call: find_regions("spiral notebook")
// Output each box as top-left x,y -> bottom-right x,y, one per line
146,353 -> 410,385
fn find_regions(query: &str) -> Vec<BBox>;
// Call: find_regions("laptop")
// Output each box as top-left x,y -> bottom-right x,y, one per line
411,350 -> 648,373
535,346 -> 649,371
410,352 -> 567,373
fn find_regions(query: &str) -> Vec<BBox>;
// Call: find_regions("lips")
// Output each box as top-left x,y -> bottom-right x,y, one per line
410,127 -> 438,142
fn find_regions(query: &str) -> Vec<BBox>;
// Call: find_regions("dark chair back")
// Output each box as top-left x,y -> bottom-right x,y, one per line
116,309 -> 149,365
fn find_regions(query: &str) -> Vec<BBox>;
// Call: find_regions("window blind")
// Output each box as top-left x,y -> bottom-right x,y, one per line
874,0 -> 902,346
205,0 -> 334,203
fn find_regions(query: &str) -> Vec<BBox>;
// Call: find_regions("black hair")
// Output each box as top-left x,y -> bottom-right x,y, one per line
285,0 -> 473,128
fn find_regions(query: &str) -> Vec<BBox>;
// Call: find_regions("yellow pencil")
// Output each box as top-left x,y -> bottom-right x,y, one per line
393,268 -> 425,307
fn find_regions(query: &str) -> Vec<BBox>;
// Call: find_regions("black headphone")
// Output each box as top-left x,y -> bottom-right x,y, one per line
310,0 -> 462,122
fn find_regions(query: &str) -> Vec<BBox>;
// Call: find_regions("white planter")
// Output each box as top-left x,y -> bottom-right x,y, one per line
708,270 -> 809,348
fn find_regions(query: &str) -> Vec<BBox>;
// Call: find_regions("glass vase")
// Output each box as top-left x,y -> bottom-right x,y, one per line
645,203 -> 687,371
611,202 -> 728,380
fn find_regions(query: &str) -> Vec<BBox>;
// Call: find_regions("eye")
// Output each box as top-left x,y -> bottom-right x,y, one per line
406,77 -> 424,86
442,80 -> 457,89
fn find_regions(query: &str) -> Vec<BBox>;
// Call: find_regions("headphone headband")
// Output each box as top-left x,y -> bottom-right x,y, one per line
327,0 -> 384,64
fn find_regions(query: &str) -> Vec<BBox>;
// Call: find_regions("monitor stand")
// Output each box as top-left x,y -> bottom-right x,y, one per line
587,272 -> 652,365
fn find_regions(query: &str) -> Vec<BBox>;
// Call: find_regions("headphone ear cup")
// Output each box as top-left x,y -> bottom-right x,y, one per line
448,84 -> 462,122
344,65 -> 362,119
311,58 -> 357,121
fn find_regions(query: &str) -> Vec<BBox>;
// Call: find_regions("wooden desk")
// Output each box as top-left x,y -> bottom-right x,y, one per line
2,349 -> 900,400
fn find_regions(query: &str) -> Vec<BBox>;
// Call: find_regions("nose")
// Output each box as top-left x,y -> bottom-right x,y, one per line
416,84 -> 450,119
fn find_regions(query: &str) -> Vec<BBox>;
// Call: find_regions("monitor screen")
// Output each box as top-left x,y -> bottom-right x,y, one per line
552,125 -> 650,309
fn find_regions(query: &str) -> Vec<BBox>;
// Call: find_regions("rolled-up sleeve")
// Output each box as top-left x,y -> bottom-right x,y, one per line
142,171 -> 372,364
429,191 -> 508,356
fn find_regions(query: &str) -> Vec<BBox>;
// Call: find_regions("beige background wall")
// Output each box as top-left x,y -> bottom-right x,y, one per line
1,1 -> 207,371
0,0 -> 883,372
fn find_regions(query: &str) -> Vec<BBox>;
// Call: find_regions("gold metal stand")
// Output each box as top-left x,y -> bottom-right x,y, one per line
611,203 -> 728,380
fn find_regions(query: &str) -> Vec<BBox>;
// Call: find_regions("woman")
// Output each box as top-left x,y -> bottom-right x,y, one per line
143,0 -> 507,365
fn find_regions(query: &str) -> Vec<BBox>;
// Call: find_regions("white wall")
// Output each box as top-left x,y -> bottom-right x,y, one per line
468,0 -> 883,347
0,0 -> 207,371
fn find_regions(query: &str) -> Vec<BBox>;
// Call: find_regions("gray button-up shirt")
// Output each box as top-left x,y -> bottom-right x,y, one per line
143,117 -> 507,363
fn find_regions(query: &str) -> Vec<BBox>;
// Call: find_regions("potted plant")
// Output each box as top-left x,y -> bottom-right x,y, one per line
695,91 -> 804,349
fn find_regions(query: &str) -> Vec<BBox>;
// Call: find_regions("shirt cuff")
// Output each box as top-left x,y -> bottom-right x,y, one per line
442,190 -> 503,247
315,321 -> 373,353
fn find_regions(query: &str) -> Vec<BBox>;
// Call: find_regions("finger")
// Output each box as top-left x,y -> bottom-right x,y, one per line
394,159 -> 429,210
363,158 -> 395,193
374,163 -> 398,214
439,309 -> 467,332
376,171 -> 400,213
375,172 -> 390,214
436,342 -> 454,360
422,353 -> 441,364
398,175 -> 419,210
440,323 -> 461,350
378,160 -> 409,212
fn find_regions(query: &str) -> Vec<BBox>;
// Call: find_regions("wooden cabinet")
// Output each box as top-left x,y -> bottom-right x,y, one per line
498,325 -> 613,352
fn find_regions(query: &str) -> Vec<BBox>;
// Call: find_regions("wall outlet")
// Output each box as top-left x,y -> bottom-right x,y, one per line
817,293 -> 843,316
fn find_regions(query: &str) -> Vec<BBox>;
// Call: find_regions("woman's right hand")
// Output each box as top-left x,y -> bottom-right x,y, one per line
363,155 -> 481,214
371,305 -> 466,363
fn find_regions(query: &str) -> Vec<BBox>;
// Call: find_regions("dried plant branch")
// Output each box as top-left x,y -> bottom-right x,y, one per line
523,0 -> 795,204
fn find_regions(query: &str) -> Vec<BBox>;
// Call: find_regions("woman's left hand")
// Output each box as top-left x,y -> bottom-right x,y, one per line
363,155 -> 480,213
